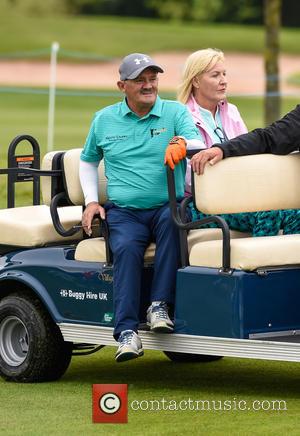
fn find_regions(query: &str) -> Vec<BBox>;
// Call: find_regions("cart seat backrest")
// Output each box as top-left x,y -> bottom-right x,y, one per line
63,148 -> 106,206
41,148 -> 106,207
41,150 -> 64,205
194,153 -> 300,214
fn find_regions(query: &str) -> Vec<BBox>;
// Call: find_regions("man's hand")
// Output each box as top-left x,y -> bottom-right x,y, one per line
191,147 -> 224,175
82,201 -> 105,236
164,136 -> 186,170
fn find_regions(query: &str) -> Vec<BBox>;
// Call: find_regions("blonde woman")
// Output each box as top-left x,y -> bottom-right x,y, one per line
178,48 -> 247,192
177,48 -> 300,236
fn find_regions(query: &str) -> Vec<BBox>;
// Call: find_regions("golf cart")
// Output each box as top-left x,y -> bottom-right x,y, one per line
0,135 -> 299,383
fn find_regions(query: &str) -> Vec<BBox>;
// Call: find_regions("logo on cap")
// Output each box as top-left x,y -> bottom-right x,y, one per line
133,56 -> 150,65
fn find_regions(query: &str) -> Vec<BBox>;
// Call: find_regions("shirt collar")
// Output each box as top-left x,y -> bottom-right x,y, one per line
187,94 -> 225,117
198,104 -> 220,121
120,96 -> 162,119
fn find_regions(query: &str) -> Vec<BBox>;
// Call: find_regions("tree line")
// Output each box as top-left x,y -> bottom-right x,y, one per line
3,0 -> 300,27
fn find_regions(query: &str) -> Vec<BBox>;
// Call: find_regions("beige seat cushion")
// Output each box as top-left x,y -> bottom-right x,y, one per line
74,228 -> 249,262
0,205 -> 83,247
189,234 -> 300,271
75,238 -> 156,262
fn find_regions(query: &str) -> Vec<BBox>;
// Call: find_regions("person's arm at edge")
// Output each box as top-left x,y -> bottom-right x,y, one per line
216,104 -> 300,158
192,104 -> 300,174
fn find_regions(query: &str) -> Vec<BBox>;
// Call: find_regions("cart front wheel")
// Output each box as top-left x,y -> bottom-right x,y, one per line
0,294 -> 72,382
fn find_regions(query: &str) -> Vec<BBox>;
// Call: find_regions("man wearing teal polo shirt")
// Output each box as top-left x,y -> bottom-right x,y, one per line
79,53 -> 202,362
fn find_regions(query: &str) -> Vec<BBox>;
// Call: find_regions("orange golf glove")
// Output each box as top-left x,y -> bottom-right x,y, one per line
164,136 -> 186,170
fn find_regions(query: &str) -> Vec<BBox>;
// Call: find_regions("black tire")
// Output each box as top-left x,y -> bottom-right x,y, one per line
164,351 -> 223,363
0,294 -> 73,382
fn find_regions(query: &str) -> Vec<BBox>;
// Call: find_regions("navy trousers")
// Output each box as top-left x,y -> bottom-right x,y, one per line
105,203 -> 181,339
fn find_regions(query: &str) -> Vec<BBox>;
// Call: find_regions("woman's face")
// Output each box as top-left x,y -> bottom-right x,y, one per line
192,60 -> 227,110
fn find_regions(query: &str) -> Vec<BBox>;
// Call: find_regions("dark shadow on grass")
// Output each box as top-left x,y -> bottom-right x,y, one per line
62,347 -> 300,398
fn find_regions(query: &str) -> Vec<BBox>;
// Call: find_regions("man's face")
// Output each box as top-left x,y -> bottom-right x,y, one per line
118,68 -> 159,114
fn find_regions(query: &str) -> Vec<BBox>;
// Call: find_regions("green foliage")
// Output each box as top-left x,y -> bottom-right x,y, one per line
0,0 -> 265,23
71,0 -> 156,17
3,0 -> 300,27
215,0 -> 262,24
146,0 -> 262,24
2,0 -> 156,17
192,0 -> 224,22
282,0 -> 300,27
2,0 -> 69,15
146,0 -> 193,21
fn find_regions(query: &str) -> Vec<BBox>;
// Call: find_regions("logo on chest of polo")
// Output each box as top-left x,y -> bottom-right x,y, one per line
150,127 -> 167,138
105,135 -> 129,141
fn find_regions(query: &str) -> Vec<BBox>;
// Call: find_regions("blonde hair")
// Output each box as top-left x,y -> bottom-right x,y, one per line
177,48 -> 225,104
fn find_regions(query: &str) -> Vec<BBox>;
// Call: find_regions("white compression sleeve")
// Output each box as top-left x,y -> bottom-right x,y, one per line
79,160 -> 100,205
185,138 -> 206,151
185,139 -> 206,194
175,137 -> 206,151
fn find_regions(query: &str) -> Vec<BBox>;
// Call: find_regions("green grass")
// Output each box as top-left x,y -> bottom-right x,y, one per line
0,347 -> 299,435
287,73 -> 300,87
1,11 -> 300,58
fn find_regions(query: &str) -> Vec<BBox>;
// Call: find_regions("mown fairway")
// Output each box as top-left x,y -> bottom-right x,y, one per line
0,10 -> 300,57
0,347 -> 299,435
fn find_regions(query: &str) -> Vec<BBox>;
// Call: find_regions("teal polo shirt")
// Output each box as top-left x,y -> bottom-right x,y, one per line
81,96 -> 200,209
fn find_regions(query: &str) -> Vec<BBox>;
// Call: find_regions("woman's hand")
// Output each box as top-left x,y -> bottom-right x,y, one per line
191,147 -> 224,175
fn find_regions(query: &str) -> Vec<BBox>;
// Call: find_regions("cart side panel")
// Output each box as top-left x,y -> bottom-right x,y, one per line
174,266 -> 300,339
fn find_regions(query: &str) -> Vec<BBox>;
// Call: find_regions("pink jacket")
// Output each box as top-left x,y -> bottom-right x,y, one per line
186,94 -> 248,146
185,95 -> 248,192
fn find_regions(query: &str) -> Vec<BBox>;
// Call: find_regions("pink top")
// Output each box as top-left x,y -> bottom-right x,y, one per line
185,94 -> 248,192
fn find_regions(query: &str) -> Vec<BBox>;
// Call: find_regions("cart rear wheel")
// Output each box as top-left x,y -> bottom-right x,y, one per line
164,351 -> 223,363
0,294 -> 72,382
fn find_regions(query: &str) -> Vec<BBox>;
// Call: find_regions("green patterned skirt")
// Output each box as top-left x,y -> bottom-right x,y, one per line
191,208 -> 300,236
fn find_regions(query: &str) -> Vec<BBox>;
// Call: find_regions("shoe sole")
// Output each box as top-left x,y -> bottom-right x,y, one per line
148,321 -> 174,333
115,349 -> 144,363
